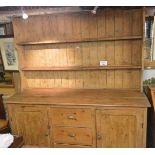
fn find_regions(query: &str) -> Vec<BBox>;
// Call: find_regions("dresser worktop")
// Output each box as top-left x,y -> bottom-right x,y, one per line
6,89 -> 150,108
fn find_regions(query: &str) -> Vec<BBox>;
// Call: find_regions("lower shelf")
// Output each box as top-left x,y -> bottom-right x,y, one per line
21,66 -> 142,71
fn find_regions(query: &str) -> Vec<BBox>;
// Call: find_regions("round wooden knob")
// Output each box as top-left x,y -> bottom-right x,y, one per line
68,133 -> 76,137
67,115 -> 76,120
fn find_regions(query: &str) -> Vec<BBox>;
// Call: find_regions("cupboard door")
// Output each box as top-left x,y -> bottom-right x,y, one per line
96,108 -> 146,148
8,104 -> 50,147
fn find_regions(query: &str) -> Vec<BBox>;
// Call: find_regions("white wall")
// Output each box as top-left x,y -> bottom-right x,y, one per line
144,69 -> 155,80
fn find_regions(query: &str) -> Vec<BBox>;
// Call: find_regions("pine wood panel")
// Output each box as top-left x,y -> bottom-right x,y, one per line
114,9 -> 123,37
72,13 -> 81,40
123,9 -> 132,36
132,9 -> 143,36
13,8 -> 143,43
12,8 -> 143,91
23,69 -> 141,89
96,108 -> 146,148
105,8 -> 115,37
6,89 -> 150,107
8,104 -> 50,146
23,40 -> 142,68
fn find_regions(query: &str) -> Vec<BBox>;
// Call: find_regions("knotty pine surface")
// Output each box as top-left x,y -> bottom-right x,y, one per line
23,70 -> 141,89
13,8 -> 143,90
13,9 -> 142,43
6,89 -> 150,107
22,40 -> 142,67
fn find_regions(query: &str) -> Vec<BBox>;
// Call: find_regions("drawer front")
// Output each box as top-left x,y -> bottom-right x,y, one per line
50,107 -> 93,127
53,127 -> 93,146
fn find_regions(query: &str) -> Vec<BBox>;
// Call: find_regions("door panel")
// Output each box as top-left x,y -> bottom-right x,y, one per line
96,109 -> 145,148
8,105 -> 50,147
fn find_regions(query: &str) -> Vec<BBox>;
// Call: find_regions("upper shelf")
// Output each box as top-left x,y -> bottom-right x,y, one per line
21,66 -> 142,71
17,36 -> 143,46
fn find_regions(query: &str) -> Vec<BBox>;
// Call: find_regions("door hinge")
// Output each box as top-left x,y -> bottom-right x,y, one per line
141,123 -> 143,128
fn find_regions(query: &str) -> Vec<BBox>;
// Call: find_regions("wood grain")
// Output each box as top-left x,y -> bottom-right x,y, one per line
23,70 -> 141,89
7,105 -> 50,147
12,8 -> 143,91
6,88 -> 150,107
96,108 -> 146,148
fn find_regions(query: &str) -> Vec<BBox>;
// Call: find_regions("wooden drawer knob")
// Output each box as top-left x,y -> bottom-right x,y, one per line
44,134 -> 48,137
68,133 -> 76,138
67,115 -> 76,120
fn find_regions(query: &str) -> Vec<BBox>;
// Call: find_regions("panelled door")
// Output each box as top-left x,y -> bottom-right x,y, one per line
96,108 -> 146,148
8,104 -> 50,147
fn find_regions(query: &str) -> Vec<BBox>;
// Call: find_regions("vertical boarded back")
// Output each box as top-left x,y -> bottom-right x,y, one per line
12,8 -> 143,90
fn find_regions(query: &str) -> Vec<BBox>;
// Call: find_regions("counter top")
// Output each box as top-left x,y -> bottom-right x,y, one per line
6,89 -> 150,108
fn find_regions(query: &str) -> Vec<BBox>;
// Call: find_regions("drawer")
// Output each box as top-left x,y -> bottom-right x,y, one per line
50,107 -> 93,127
53,127 -> 93,146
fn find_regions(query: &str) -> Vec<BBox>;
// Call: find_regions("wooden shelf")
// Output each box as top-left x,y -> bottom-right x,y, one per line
21,66 -> 142,71
17,36 -> 143,46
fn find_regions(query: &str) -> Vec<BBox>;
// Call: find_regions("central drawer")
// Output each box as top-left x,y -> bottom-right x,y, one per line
53,127 -> 93,146
50,107 -> 93,127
